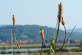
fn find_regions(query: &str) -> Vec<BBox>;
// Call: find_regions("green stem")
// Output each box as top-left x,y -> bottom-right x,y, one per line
11,29 -> 13,55
55,23 -> 60,44
55,22 -> 60,55
66,25 -> 76,42
13,26 -> 17,41
60,25 -> 66,55
40,40 -> 44,55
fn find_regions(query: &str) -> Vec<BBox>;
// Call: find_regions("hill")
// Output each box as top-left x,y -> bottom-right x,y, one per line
74,28 -> 82,33
67,28 -> 82,33
0,25 -> 82,43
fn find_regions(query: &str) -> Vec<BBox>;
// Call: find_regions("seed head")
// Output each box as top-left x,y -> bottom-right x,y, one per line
40,28 -> 44,40
17,44 -> 20,48
61,17 -> 65,26
15,40 -> 20,48
58,2 -> 62,23
12,15 -> 15,26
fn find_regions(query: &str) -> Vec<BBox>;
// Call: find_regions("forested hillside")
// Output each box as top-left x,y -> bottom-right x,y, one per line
0,25 -> 82,42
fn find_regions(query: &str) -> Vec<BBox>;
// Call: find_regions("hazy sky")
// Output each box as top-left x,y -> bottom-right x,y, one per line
0,0 -> 82,29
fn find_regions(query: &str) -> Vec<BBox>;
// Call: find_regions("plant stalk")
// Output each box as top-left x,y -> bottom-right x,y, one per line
55,22 -> 60,55
66,25 -> 76,42
60,25 -> 66,55
11,29 -> 13,55
40,40 -> 44,55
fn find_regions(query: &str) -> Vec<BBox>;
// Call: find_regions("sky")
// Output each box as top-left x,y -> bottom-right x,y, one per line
0,0 -> 82,29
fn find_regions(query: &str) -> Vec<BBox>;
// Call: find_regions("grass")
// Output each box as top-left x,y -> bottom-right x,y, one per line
0,43 -> 80,49
0,48 -> 82,54
12,52 -> 82,55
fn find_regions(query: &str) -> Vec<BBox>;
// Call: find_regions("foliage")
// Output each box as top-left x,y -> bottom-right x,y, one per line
0,25 -> 81,43
47,35 -> 56,55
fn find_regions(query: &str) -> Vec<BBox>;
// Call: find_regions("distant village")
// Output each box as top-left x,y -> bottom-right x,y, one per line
0,40 -> 81,45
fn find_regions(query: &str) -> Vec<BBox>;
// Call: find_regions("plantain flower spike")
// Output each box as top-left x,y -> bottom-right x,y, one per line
15,40 -> 20,48
40,28 -> 44,40
58,2 -> 62,23
17,44 -> 20,48
12,15 -> 15,26
62,17 -> 65,26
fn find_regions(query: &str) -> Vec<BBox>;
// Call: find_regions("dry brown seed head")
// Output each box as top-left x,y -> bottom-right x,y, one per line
12,15 -> 15,26
40,29 -> 44,40
58,2 -> 62,23
62,17 -> 65,25
15,40 -> 20,48
17,44 -> 20,48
